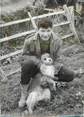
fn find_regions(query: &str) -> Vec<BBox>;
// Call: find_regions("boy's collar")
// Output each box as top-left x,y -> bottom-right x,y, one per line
34,31 -> 54,41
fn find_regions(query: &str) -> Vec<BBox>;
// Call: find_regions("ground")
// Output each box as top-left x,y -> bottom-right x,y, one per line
0,43 -> 84,116
0,5 -> 84,116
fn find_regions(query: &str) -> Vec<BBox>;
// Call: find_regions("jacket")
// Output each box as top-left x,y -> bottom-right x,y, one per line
22,31 -> 62,61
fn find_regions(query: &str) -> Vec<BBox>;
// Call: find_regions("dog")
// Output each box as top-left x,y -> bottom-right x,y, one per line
25,75 -> 51,114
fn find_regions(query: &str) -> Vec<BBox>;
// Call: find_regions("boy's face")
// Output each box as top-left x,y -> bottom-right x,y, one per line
38,27 -> 52,41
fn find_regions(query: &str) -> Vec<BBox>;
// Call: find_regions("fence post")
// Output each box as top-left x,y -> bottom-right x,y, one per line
63,5 -> 80,44
28,12 -> 38,30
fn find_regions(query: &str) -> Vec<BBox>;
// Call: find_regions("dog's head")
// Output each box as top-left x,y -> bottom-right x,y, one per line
41,53 -> 53,65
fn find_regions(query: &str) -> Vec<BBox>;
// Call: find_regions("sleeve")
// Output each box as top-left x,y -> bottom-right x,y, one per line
18,39 -> 30,65
18,38 -> 40,66
54,34 -> 63,60
22,39 -> 30,55
56,38 -> 63,58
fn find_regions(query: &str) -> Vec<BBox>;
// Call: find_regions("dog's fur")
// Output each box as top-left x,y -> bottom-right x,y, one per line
25,74 -> 51,114
26,86 -> 50,114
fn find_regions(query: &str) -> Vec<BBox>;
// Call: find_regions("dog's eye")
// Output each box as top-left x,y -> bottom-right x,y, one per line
44,58 -> 46,61
49,59 -> 51,61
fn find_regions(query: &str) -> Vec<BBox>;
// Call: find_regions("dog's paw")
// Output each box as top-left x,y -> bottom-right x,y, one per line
21,110 -> 29,116
57,82 -> 67,88
24,110 -> 29,114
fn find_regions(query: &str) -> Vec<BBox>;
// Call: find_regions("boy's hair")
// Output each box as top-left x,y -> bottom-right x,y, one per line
38,19 -> 53,29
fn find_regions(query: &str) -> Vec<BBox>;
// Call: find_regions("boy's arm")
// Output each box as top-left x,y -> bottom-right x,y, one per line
19,39 -> 40,65
52,32 -> 63,60
22,39 -> 30,55
55,37 -> 63,59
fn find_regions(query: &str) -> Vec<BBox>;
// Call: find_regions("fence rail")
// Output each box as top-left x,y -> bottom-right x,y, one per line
0,30 -> 35,43
0,11 -> 65,28
0,21 -> 70,43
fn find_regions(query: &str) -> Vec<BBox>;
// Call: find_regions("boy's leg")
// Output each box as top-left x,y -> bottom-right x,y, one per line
56,66 -> 83,82
18,84 -> 28,108
19,61 -> 40,108
57,66 -> 76,82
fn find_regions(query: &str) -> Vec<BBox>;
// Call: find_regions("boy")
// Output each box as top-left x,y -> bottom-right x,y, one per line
18,19 -> 82,108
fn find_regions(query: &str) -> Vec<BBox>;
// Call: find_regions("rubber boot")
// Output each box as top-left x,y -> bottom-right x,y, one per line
18,84 -> 28,108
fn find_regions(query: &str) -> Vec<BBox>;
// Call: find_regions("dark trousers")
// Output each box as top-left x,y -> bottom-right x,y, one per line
56,66 -> 75,82
20,61 -> 75,85
20,61 -> 40,85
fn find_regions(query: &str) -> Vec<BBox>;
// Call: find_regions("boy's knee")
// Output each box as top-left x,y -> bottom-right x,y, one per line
20,61 -> 40,85
58,66 -> 75,82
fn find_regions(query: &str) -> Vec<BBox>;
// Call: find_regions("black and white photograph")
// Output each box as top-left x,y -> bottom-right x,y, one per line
0,0 -> 84,117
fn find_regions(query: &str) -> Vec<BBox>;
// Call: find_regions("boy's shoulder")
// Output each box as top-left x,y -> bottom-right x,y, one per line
24,33 -> 37,44
52,32 -> 62,44
52,32 -> 61,40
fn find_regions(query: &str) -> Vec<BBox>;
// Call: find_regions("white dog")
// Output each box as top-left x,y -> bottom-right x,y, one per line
26,86 -> 50,114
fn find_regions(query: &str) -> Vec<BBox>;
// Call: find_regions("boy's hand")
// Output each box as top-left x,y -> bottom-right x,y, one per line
18,55 -> 40,66
40,76 -> 49,88
30,56 -> 40,65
